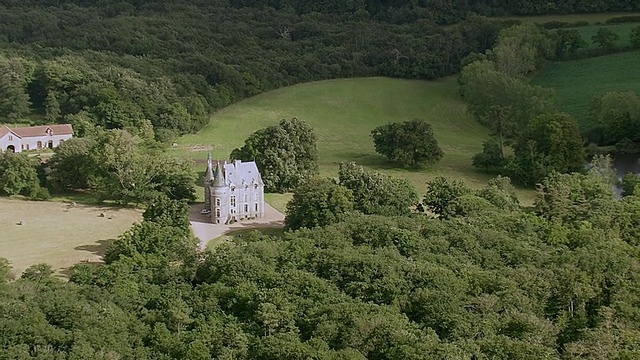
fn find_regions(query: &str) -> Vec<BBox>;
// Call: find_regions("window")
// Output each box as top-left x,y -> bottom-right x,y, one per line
8,135 -> 12,141
215,198 -> 220,206
25,144 -> 29,150
244,204 -> 248,213
253,193 -> 258,201
244,194 -> 248,202
37,141 -> 42,150
215,208 -> 221,217
230,196 -> 236,207
255,203 -> 258,211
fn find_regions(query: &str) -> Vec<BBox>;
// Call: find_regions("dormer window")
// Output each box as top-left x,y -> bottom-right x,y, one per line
46,128 -> 52,136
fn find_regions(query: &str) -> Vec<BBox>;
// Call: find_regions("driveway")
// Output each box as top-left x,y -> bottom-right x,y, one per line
189,202 -> 285,249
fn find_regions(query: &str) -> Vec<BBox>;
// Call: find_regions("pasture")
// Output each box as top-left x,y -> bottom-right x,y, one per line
175,77 -> 511,195
0,198 -> 141,278
533,50 -> 640,130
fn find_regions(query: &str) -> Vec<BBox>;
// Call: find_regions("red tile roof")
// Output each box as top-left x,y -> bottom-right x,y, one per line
10,124 -> 73,138
0,125 -> 21,139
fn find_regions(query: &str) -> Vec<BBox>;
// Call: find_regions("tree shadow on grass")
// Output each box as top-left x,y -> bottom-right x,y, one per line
74,238 -> 112,257
56,239 -> 114,279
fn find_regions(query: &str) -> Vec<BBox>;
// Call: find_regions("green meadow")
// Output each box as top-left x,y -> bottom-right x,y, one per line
176,77 -> 539,204
533,50 -> 640,130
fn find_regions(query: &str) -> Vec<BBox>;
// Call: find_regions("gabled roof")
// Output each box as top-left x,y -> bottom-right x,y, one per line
224,160 -> 264,187
11,124 -> 73,138
0,125 -> 21,139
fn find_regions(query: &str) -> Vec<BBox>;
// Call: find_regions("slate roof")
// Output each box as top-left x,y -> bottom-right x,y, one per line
224,161 -> 264,187
10,124 -> 73,138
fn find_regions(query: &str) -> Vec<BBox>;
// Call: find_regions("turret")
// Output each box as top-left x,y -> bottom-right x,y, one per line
212,160 -> 225,187
211,161 -> 230,224
203,153 -> 214,212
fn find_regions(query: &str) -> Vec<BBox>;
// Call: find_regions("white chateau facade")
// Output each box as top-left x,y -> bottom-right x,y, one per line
0,124 -> 73,153
203,154 -> 265,224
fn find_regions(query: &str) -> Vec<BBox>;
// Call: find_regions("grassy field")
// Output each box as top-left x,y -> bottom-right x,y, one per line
505,12 -> 640,24
533,50 -> 640,130
176,77 -> 509,193
0,198 -> 141,278
573,23 -> 637,51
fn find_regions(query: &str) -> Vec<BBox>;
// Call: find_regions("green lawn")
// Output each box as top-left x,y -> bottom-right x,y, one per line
533,50 -> 640,130
177,77 -> 502,189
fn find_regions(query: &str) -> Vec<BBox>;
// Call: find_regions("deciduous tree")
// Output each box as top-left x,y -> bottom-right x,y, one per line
592,27 -> 620,52
371,118 -> 443,167
338,162 -> 418,216
510,112 -> 585,185
0,152 -> 39,196
285,177 -> 353,230
231,118 -> 319,192
423,176 -> 470,218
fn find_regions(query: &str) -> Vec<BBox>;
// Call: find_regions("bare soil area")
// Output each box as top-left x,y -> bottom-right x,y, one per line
0,198 -> 141,277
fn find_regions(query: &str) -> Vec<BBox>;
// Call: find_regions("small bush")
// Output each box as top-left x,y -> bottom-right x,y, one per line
29,184 -> 51,201
542,20 -> 571,29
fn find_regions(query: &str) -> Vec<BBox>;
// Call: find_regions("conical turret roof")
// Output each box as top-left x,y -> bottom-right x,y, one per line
204,153 -> 214,181
212,161 -> 225,187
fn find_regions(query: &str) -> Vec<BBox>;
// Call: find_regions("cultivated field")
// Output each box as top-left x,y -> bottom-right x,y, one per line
0,198 -> 141,278
176,77 -> 503,193
533,50 -> 640,130
572,23 -> 637,51
506,12 -> 640,24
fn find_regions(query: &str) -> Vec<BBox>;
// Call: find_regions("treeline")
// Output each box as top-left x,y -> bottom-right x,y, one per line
3,161 -> 640,358
3,0 -> 638,24
458,21 -> 640,185
0,1 -> 521,140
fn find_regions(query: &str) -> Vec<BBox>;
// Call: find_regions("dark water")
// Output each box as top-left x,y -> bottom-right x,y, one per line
613,154 -> 640,196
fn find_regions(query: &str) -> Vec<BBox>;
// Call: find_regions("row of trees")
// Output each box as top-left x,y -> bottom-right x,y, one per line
4,162 -> 640,358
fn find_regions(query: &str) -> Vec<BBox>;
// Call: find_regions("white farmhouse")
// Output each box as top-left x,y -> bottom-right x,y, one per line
202,153 -> 265,224
0,124 -> 73,153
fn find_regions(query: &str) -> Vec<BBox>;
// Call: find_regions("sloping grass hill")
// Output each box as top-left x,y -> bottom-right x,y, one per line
176,77 -> 494,193
533,50 -> 640,131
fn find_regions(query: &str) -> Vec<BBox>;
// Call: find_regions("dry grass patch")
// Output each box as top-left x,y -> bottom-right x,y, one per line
0,198 -> 141,278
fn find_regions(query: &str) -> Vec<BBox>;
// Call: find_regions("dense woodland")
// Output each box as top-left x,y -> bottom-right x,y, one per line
4,160 -> 640,359
1,0 -> 638,143
3,0 -> 640,359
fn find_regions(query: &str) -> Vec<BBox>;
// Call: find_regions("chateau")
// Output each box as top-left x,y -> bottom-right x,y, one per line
202,154 -> 265,224
0,124 -> 73,153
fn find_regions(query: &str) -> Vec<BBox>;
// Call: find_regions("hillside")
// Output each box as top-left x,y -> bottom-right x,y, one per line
175,77 -> 497,191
